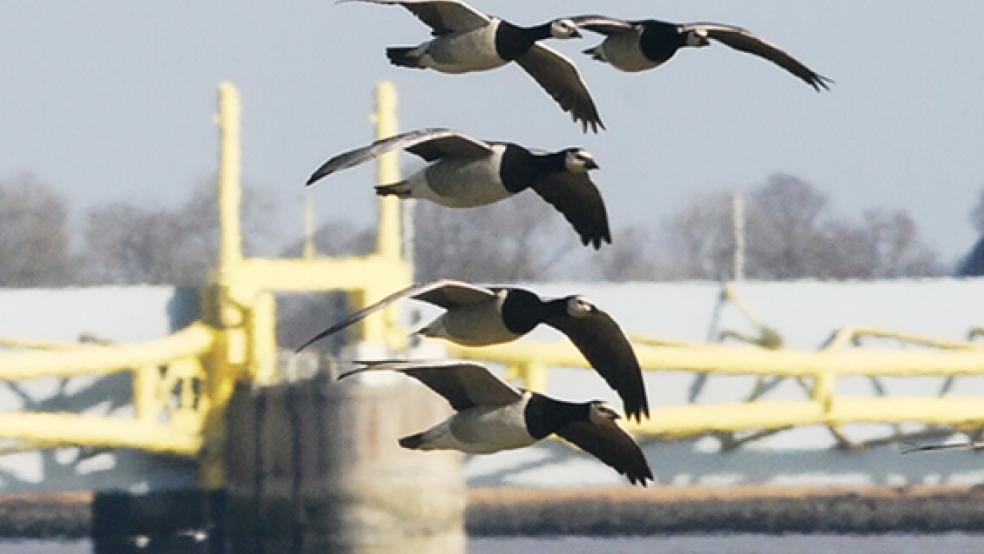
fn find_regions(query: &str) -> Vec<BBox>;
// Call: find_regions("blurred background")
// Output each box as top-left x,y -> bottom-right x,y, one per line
2,1 -> 984,553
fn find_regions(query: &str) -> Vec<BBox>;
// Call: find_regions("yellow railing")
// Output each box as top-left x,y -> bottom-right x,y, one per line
447,332 -> 984,441
0,323 -> 216,454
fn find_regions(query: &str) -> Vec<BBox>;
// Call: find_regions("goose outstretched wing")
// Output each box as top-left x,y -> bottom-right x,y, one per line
342,359 -> 522,410
306,128 -> 492,186
543,306 -> 648,421
681,22 -> 832,91
347,0 -> 490,35
530,171 -> 611,249
569,15 -> 636,35
556,419 -> 653,486
296,280 -> 495,351
515,44 -> 604,133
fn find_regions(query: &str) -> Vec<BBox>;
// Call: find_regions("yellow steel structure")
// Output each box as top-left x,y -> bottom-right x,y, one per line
0,79 -> 982,489
0,81 -> 411,488
0,323 -> 215,454
199,81 -> 411,487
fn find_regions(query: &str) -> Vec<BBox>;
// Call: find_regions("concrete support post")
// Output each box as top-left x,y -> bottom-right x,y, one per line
225,375 -> 465,553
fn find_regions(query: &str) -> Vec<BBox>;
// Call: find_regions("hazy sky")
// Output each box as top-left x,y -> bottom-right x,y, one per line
1,1 -> 982,261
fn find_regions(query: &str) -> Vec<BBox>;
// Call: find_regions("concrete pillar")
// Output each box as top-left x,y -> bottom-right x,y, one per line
225,371 -> 465,553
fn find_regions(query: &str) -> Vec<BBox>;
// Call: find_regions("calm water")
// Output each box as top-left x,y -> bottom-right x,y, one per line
4,534 -> 984,553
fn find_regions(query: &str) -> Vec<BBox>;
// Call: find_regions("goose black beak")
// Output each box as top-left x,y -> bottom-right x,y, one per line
572,29 -> 582,39
585,159 -> 599,170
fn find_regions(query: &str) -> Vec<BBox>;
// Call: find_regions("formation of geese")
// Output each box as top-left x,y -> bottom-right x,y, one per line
302,0 -> 831,486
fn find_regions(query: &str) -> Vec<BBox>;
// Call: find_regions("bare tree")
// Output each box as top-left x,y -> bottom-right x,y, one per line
658,189 -> 736,279
80,179 -> 277,285
654,174 -> 943,281
958,187 -> 984,276
279,221 -> 375,258
588,225 -> 658,281
857,209 -> 942,277
83,203 -> 185,284
411,196 -> 579,283
746,174 -> 830,279
972,187 -> 984,234
0,174 -> 74,286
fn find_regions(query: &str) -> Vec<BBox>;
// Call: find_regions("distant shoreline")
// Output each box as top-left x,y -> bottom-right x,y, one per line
467,485 -> 984,535
3,485 -> 984,539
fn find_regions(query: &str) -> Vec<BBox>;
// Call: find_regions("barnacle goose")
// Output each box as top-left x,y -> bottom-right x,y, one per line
346,0 -> 604,131
297,279 -> 648,422
573,15 -> 832,91
341,359 -> 653,485
306,128 -> 611,249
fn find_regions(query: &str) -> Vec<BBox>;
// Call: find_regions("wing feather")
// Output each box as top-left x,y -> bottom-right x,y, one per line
530,172 -> 611,249
569,15 -> 636,35
296,280 -> 495,351
684,22 -> 832,91
306,128 -> 491,186
556,420 -> 653,486
347,0 -> 489,34
515,44 -> 604,133
544,309 -> 648,421
342,359 -> 522,410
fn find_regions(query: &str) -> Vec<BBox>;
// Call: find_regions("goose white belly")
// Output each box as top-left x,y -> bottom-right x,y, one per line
419,290 -> 518,345
420,21 -> 506,74
600,32 -> 662,72
413,145 -> 510,208
418,396 -> 536,454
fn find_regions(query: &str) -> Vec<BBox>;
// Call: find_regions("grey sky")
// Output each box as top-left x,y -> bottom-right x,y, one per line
1,1 -> 982,261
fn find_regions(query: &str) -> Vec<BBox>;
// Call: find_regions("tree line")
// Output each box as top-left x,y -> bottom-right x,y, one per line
1,171 -> 981,288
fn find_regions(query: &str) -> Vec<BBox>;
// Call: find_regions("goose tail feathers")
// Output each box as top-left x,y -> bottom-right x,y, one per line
399,432 -> 425,449
386,47 -> 424,69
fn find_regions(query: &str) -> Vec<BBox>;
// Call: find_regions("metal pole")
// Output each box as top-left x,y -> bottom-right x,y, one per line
217,82 -> 243,283
374,81 -> 402,261
733,191 -> 746,282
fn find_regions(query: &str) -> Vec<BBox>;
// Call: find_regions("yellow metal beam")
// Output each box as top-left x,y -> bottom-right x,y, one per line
628,397 -> 984,438
0,337 -> 108,351
217,81 -> 243,283
828,396 -> 984,425
826,326 -> 983,351
226,256 -> 410,301
634,401 -> 824,437
0,323 -> 215,380
448,340 -> 984,378
0,413 -> 201,455
373,81 -> 401,261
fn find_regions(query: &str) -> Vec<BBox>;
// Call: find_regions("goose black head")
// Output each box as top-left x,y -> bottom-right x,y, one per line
564,295 -> 597,318
686,28 -> 711,47
563,148 -> 599,173
588,401 -> 622,425
550,18 -> 582,39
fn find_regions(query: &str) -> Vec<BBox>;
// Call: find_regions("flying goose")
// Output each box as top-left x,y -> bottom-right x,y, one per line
347,0 -> 604,132
342,359 -> 653,485
306,128 -> 611,249
572,16 -> 832,91
297,279 -> 648,422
